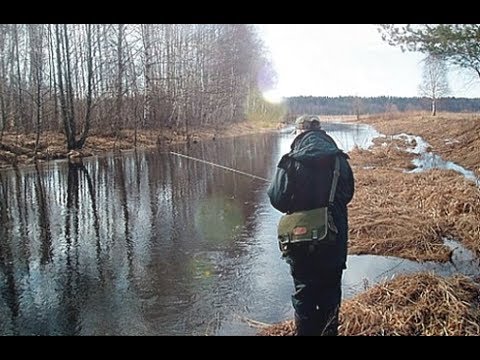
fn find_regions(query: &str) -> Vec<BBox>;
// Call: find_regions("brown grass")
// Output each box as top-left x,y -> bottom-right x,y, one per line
346,118 -> 480,262
259,273 -> 480,336
349,139 -> 416,170
354,112 -> 480,177
348,166 -> 480,262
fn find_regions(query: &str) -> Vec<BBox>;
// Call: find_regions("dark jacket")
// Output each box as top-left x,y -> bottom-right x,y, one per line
267,129 -> 355,269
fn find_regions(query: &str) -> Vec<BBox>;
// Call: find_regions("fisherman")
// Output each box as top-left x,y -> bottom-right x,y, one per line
267,114 -> 355,336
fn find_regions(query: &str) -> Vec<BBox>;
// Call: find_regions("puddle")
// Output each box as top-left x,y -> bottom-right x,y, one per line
389,133 -> 480,187
410,153 -> 480,186
343,237 -> 480,298
391,133 -> 430,154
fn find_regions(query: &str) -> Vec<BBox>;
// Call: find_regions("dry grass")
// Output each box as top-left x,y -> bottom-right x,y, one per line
348,167 -> 480,262
354,112 -> 480,177
347,121 -> 480,262
349,139 -> 416,170
259,273 -> 480,336
258,319 -> 296,337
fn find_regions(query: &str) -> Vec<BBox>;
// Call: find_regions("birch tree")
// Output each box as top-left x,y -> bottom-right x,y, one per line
418,55 -> 449,116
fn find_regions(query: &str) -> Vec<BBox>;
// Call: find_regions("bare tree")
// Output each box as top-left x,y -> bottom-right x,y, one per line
352,96 -> 364,120
28,24 -> 46,151
418,55 -> 450,116
141,24 -> 153,128
55,24 -> 94,150
0,25 -> 8,140
114,24 -> 125,137
76,24 -> 93,149
0,24 -> 279,152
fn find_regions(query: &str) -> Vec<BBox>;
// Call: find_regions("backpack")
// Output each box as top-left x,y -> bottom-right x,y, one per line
277,156 -> 340,254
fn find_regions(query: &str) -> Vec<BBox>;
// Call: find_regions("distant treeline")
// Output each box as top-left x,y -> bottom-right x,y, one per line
286,96 -> 480,118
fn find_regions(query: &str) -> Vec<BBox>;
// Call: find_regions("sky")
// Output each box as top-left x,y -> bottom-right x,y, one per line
256,24 -> 480,100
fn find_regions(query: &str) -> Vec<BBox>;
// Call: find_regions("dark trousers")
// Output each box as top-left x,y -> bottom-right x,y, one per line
285,247 -> 343,336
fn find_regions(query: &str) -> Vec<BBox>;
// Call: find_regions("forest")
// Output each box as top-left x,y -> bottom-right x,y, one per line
286,95 -> 480,119
0,24 -> 280,151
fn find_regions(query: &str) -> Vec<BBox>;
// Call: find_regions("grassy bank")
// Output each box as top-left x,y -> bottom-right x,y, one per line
347,112 -> 480,262
353,112 -> 480,177
348,149 -> 479,262
259,273 -> 480,336
0,121 -> 278,169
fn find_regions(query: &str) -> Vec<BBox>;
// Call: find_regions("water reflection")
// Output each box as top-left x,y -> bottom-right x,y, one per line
278,123 -> 380,153
0,133 -> 288,335
411,153 -> 480,186
343,238 -> 480,298
0,170 -> 18,335
0,124 -> 476,336
323,123 -> 380,152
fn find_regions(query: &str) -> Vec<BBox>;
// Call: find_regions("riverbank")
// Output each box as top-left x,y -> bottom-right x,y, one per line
0,121 -> 277,169
348,149 -> 479,263
346,112 -> 480,262
259,273 -> 480,336
352,112 -> 480,177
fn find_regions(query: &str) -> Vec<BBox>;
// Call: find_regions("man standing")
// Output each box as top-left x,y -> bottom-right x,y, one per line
267,115 -> 355,336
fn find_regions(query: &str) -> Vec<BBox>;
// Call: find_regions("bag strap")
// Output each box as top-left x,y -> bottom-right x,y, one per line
328,156 -> 340,206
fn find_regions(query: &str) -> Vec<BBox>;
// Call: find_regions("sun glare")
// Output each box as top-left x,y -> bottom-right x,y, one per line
262,89 -> 284,104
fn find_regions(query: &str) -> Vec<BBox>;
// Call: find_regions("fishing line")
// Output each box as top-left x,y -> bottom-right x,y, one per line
169,151 -> 270,182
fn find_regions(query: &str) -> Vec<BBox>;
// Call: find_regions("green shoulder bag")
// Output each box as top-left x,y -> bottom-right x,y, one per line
277,156 -> 340,253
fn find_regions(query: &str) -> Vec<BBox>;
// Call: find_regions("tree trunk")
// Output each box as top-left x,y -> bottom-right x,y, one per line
63,25 -> 76,140
431,98 -> 436,116
55,24 -> 76,150
141,24 -> 152,129
77,24 -> 93,149
115,24 -> 124,139
0,27 -> 6,139
13,24 -> 27,132
30,24 -> 44,152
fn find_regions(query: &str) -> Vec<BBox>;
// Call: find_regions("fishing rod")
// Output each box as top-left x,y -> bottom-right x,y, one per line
169,151 -> 270,183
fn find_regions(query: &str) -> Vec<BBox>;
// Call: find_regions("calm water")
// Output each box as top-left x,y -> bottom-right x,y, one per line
0,123 -> 476,336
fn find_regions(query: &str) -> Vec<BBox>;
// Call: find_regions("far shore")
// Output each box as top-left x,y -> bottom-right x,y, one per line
0,121 -> 278,170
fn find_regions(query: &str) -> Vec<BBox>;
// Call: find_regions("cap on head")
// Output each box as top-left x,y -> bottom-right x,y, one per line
295,115 -> 321,131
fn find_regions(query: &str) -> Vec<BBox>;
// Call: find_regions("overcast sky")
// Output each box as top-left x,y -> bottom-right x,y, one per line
257,24 -> 480,99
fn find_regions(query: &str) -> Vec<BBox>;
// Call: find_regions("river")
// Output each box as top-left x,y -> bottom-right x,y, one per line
0,123 -> 477,335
